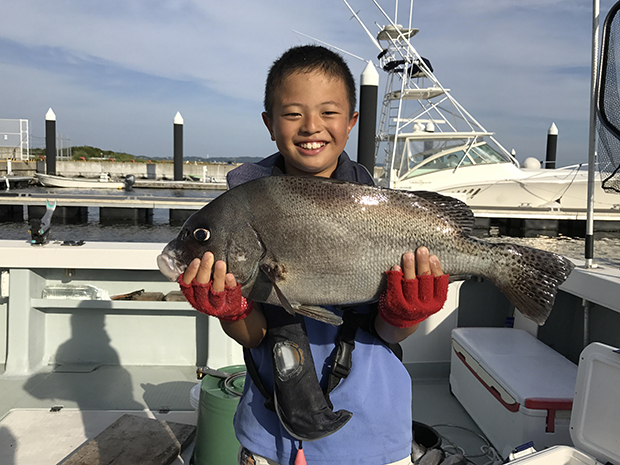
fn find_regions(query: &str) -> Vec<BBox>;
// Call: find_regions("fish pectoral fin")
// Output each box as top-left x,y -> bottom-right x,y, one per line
257,264 -> 342,325
272,284 -> 342,326
270,281 -> 343,325
259,263 -> 297,317
273,282 -> 297,317
294,305 -> 343,326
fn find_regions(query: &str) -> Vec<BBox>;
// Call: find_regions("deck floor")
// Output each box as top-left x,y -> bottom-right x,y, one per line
0,365 -> 498,465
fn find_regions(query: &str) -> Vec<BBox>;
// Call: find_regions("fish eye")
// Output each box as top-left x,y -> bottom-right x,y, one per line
193,228 -> 210,242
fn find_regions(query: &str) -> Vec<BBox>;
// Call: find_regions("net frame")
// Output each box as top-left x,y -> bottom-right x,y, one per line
597,0 -> 620,193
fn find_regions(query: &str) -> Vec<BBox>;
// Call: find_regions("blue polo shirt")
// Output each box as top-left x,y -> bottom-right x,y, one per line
227,152 -> 413,464
233,306 -> 413,465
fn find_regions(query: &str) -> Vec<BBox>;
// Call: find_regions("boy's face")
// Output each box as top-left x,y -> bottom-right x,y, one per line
262,70 -> 358,177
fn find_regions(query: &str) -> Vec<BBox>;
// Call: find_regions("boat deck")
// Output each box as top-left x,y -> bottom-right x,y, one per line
0,365 -> 495,465
5,241 -> 618,464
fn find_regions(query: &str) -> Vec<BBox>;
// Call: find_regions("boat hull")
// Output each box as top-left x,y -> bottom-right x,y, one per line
390,164 -> 620,221
36,173 -> 125,189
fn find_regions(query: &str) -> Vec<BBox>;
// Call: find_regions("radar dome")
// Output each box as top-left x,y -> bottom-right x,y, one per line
522,157 -> 541,169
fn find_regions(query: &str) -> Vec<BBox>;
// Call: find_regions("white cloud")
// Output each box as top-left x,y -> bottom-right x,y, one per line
1,0 -> 617,165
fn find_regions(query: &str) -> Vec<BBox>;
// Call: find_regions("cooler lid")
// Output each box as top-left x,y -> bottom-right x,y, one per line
570,342 -> 620,465
451,328 -> 577,404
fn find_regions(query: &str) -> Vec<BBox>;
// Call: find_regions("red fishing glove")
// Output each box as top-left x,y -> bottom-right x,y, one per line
378,270 -> 449,328
178,275 -> 253,321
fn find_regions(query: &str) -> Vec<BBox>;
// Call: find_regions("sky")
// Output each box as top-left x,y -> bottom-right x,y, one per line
0,0 -> 616,166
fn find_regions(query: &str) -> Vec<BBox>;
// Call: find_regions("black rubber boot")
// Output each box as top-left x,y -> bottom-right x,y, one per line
264,311 -> 352,441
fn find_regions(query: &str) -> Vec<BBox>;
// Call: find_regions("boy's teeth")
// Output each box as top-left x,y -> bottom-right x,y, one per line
300,142 -> 325,150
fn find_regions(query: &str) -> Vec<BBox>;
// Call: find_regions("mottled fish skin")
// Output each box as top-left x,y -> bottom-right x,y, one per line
158,175 -> 575,325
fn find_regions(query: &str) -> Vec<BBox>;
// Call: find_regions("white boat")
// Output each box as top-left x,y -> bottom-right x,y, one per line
35,172 -> 128,189
382,154 -> 620,221
346,5 -> 620,223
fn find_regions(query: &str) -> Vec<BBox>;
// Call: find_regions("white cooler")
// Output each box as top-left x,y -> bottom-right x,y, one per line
509,342 -> 620,465
450,328 -> 578,458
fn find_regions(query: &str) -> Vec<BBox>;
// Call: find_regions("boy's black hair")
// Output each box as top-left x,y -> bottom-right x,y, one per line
264,45 -> 357,119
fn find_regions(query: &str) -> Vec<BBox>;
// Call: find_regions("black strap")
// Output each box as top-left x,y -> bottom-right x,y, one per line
243,346 -> 275,411
326,309 -> 366,395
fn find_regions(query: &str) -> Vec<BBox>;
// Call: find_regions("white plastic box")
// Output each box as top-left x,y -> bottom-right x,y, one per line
509,342 -> 620,465
449,328 -> 578,458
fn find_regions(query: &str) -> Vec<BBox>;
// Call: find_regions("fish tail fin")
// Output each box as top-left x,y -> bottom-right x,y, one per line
489,243 -> 575,325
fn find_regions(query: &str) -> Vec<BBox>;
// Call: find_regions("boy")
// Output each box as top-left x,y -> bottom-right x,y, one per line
181,45 -> 447,465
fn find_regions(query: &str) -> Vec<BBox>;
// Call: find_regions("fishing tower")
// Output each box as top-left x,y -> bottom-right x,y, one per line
344,1 -> 515,188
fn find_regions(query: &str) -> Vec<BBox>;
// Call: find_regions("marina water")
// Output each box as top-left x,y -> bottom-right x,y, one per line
2,185 -> 620,270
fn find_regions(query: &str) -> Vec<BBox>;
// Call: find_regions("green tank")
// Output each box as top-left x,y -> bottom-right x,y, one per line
191,365 -> 246,465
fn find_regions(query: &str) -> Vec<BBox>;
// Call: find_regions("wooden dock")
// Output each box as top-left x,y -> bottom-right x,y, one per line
0,191 -> 214,224
132,179 -> 226,190
0,191 -> 211,209
0,175 -> 32,190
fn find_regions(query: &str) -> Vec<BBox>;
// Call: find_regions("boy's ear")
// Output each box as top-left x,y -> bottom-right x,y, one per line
262,112 -> 276,141
348,111 -> 359,134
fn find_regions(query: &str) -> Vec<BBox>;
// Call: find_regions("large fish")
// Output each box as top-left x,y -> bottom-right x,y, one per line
157,175 -> 574,325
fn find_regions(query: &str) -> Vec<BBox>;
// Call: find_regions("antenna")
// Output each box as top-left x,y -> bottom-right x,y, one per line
394,0 -> 399,25
407,0 -> 414,33
291,30 -> 367,63
341,0 -> 384,53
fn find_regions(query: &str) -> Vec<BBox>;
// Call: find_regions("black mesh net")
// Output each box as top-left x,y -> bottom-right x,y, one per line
597,2 -> 620,193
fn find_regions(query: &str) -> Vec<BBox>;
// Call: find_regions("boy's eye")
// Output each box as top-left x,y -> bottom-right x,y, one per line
322,107 -> 343,116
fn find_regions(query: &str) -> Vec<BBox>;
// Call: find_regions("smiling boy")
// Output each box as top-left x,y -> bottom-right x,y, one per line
261,58 -> 358,177
180,45 -> 447,465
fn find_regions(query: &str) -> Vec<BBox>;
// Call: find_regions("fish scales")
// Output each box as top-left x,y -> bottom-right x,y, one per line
157,175 -> 574,325
246,177 -> 469,304
253,177 -> 491,280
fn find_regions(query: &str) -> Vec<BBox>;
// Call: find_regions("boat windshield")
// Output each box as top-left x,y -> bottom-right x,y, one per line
400,141 -> 511,180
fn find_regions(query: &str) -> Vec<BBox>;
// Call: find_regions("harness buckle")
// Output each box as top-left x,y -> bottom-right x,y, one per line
332,340 -> 354,379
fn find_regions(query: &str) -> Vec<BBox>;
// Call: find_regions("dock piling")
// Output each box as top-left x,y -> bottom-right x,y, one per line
546,123 -> 558,169
174,112 -> 183,181
45,108 -> 57,175
170,209 -> 199,226
100,207 -> 153,225
357,62 -> 379,173
0,205 -> 24,222
27,205 -> 88,224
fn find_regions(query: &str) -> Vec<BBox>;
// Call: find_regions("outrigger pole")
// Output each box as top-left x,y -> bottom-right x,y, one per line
585,0 -> 600,269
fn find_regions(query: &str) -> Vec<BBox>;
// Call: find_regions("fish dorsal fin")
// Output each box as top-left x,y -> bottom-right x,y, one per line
409,190 -> 475,235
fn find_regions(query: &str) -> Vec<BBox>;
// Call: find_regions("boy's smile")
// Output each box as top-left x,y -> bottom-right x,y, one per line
262,70 -> 358,177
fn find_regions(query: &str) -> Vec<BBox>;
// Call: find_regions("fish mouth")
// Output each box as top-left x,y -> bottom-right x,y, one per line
157,252 -> 186,282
